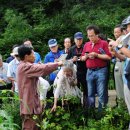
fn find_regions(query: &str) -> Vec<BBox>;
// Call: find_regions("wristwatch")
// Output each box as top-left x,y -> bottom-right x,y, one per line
117,44 -> 123,50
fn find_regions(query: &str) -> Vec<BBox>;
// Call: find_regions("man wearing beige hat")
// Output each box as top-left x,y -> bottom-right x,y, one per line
7,46 -> 20,92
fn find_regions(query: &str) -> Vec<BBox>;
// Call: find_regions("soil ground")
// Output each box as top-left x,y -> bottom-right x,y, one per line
96,90 -> 117,107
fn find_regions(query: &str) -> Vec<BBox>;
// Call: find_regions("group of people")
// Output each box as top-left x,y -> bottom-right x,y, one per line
0,15 -> 130,129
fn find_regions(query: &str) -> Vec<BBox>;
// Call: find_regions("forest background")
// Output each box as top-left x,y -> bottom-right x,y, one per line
0,0 -> 130,60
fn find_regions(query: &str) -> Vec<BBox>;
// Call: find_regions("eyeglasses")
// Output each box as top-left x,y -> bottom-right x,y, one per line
87,35 -> 97,38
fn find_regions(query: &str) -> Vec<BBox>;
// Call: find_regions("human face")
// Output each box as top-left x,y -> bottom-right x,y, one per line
74,38 -> 83,48
24,40 -> 32,47
114,27 -> 122,39
50,45 -> 58,53
87,29 -> 99,43
64,38 -> 71,49
127,24 -> 130,33
25,50 -> 35,63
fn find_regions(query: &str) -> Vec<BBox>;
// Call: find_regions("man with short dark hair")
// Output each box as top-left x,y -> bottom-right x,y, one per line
114,24 -> 123,40
81,25 -> 111,111
112,24 -> 125,100
17,45 -> 62,130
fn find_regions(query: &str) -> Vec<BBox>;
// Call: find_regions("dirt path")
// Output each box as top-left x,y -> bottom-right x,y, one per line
96,90 -> 117,107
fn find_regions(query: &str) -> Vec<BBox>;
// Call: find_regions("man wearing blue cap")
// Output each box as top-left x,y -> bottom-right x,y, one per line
66,32 -> 87,107
44,39 -> 63,98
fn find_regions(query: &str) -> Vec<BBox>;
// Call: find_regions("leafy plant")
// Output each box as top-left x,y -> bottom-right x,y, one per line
0,110 -> 20,130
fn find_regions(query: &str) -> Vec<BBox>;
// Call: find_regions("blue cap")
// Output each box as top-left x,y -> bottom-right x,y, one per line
48,39 -> 57,47
74,32 -> 83,39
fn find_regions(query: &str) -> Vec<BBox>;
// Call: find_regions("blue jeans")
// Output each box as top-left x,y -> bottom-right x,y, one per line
87,67 -> 108,111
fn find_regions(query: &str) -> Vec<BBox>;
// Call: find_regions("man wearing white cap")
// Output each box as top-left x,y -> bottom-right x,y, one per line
7,46 -> 20,92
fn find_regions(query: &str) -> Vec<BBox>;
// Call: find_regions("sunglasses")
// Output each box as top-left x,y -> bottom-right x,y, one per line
15,55 -> 19,57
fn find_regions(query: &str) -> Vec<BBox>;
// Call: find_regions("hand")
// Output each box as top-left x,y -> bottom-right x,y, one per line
72,56 -> 78,62
108,38 -> 114,42
80,55 -> 87,61
110,50 -> 116,56
109,40 -> 118,47
108,45 -> 116,56
38,62 -> 42,64
57,61 -> 63,66
51,105 -> 57,112
54,59 -> 59,62
88,52 -> 98,59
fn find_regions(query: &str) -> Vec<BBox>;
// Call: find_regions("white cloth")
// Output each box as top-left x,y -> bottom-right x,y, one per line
53,68 -> 82,99
37,77 -> 50,100
7,58 -> 19,92
122,32 -> 130,46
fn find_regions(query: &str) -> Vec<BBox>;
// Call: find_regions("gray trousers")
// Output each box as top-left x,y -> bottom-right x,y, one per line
114,61 -> 124,99
124,84 -> 130,129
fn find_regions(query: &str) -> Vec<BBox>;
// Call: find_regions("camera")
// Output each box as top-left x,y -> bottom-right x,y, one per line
76,53 -> 81,61
77,58 -> 80,61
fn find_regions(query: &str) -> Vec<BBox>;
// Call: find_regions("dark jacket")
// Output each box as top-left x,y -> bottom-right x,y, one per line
66,45 -> 87,75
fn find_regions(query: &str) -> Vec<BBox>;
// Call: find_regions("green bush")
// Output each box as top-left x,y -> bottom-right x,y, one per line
0,91 -> 129,130
0,0 -> 130,60
0,90 -> 22,129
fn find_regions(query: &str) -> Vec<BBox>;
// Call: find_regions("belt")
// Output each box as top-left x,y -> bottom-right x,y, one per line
89,66 -> 107,71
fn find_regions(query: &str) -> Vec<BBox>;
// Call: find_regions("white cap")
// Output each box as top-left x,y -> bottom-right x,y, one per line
10,47 -> 19,56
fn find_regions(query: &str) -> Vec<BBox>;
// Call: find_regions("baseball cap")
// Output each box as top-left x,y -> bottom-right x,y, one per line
10,47 -> 19,56
74,32 -> 83,39
48,39 -> 57,48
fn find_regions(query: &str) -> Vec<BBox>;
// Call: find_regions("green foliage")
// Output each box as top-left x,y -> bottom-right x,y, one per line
0,0 -> 129,60
0,91 -> 129,130
0,110 -> 20,130
38,97 -> 130,130
0,90 -> 22,129
0,9 -> 33,59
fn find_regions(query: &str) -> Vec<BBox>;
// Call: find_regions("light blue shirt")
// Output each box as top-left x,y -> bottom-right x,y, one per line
7,58 -> 19,92
34,52 -> 41,63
